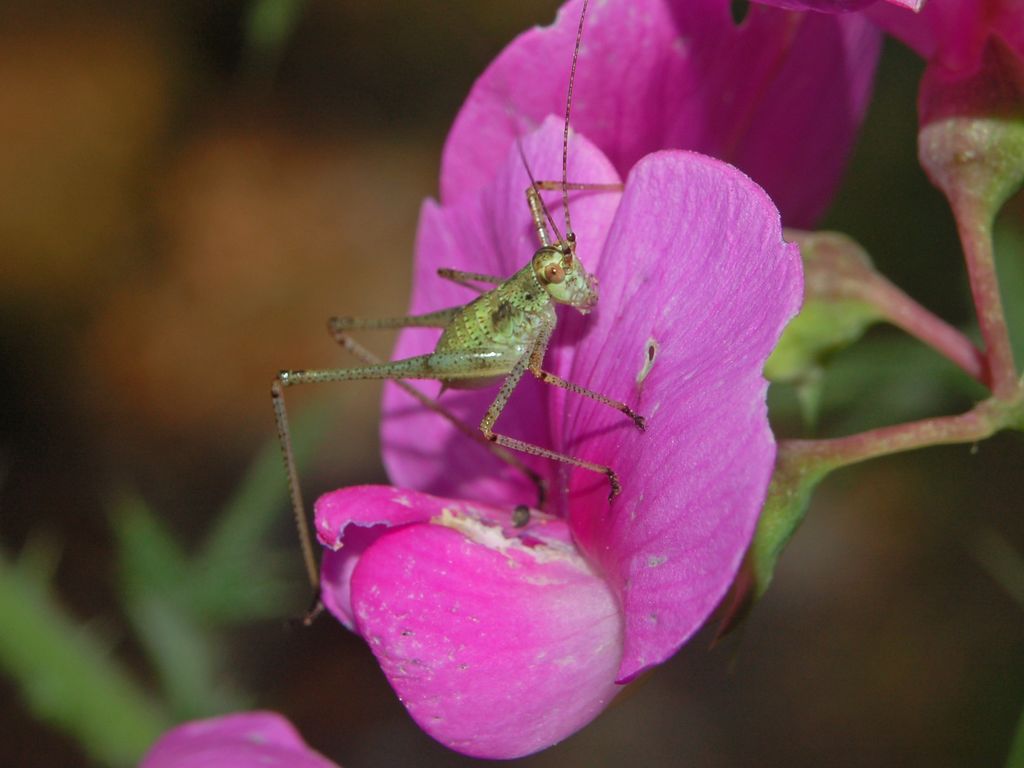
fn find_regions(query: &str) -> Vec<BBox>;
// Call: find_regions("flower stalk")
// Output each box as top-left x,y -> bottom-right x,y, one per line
780,383 -> 1024,475
785,229 -> 988,383
917,37 -> 1024,398
858,258 -> 988,382
951,200 -> 1017,395
753,378 -> 1024,595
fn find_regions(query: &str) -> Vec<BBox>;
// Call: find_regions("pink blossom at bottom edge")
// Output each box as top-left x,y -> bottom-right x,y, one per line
139,711 -> 340,768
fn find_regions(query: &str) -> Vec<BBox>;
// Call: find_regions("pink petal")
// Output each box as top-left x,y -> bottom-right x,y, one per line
345,505 -> 622,759
441,0 -> 880,227
561,152 -> 803,681
316,485 -> 446,629
140,711 -> 339,768
380,118 -> 622,506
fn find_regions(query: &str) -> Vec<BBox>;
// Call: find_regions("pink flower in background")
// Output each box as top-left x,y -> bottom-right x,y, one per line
869,0 -> 1024,130
753,0 -> 922,13
141,712 -> 339,768
870,0 -> 1023,70
867,0 -> 1023,395
441,0 -> 882,228
315,117 -> 802,758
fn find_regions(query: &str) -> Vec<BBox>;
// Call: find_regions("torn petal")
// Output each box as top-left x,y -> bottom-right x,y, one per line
316,486 -> 526,629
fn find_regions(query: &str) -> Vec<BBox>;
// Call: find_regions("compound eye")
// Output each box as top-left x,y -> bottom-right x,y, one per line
544,263 -> 565,284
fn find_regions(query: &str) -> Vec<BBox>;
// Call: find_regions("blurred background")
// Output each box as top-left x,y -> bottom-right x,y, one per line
1,0 -> 1022,765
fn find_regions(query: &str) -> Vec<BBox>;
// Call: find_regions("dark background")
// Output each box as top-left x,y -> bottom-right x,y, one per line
1,1 -> 1022,765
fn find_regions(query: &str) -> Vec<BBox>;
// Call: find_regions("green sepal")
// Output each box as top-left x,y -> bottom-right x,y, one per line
749,450 -> 831,597
766,231 -> 885,424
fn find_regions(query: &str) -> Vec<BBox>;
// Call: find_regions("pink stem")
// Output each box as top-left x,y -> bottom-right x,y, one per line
781,393 -> 1022,472
865,274 -> 987,383
954,199 -> 1018,397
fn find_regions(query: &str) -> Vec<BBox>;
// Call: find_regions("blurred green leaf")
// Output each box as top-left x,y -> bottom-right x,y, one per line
111,400 -> 332,630
108,401 -> 334,716
772,329 -> 987,441
0,551 -> 169,767
819,331 -> 985,434
110,491 -> 189,602
972,528 -> 1024,612
767,231 -> 886,424
750,453 -> 830,596
126,595 -> 246,719
767,299 -> 880,423
188,398 -> 333,622
767,299 -> 880,383
1006,701 -> 1024,768
245,0 -> 308,57
994,212 -> 1024,369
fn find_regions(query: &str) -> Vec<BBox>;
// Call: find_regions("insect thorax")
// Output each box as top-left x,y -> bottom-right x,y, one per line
435,265 -> 553,359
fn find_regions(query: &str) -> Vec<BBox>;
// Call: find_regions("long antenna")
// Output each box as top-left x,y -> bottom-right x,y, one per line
561,0 -> 589,249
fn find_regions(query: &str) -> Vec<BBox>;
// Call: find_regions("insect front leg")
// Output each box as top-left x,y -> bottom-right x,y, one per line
525,182 -> 624,249
480,352 -> 623,500
532,180 -> 624,193
526,186 -> 554,247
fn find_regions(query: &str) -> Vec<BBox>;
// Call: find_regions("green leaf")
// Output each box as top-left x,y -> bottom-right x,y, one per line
0,551 -> 169,766
994,212 -> 1024,370
245,0 -> 307,56
187,398 -> 334,622
973,528 -> 1024,611
107,400 -> 334,715
1006,700 -> 1024,768
125,595 -> 247,719
110,491 -> 189,603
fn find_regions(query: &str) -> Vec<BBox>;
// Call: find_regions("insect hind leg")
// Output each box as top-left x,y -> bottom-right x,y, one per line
272,349 -> 454,595
328,307 -> 457,332
327,324 -> 548,507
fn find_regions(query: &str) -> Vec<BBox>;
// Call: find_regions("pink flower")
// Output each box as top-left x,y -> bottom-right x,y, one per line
753,0 -> 922,13
441,0 -> 882,228
868,0 -> 1024,137
140,712 -> 339,768
315,116 -> 802,758
867,0 -> 1023,395
870,0 -> 1024,71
